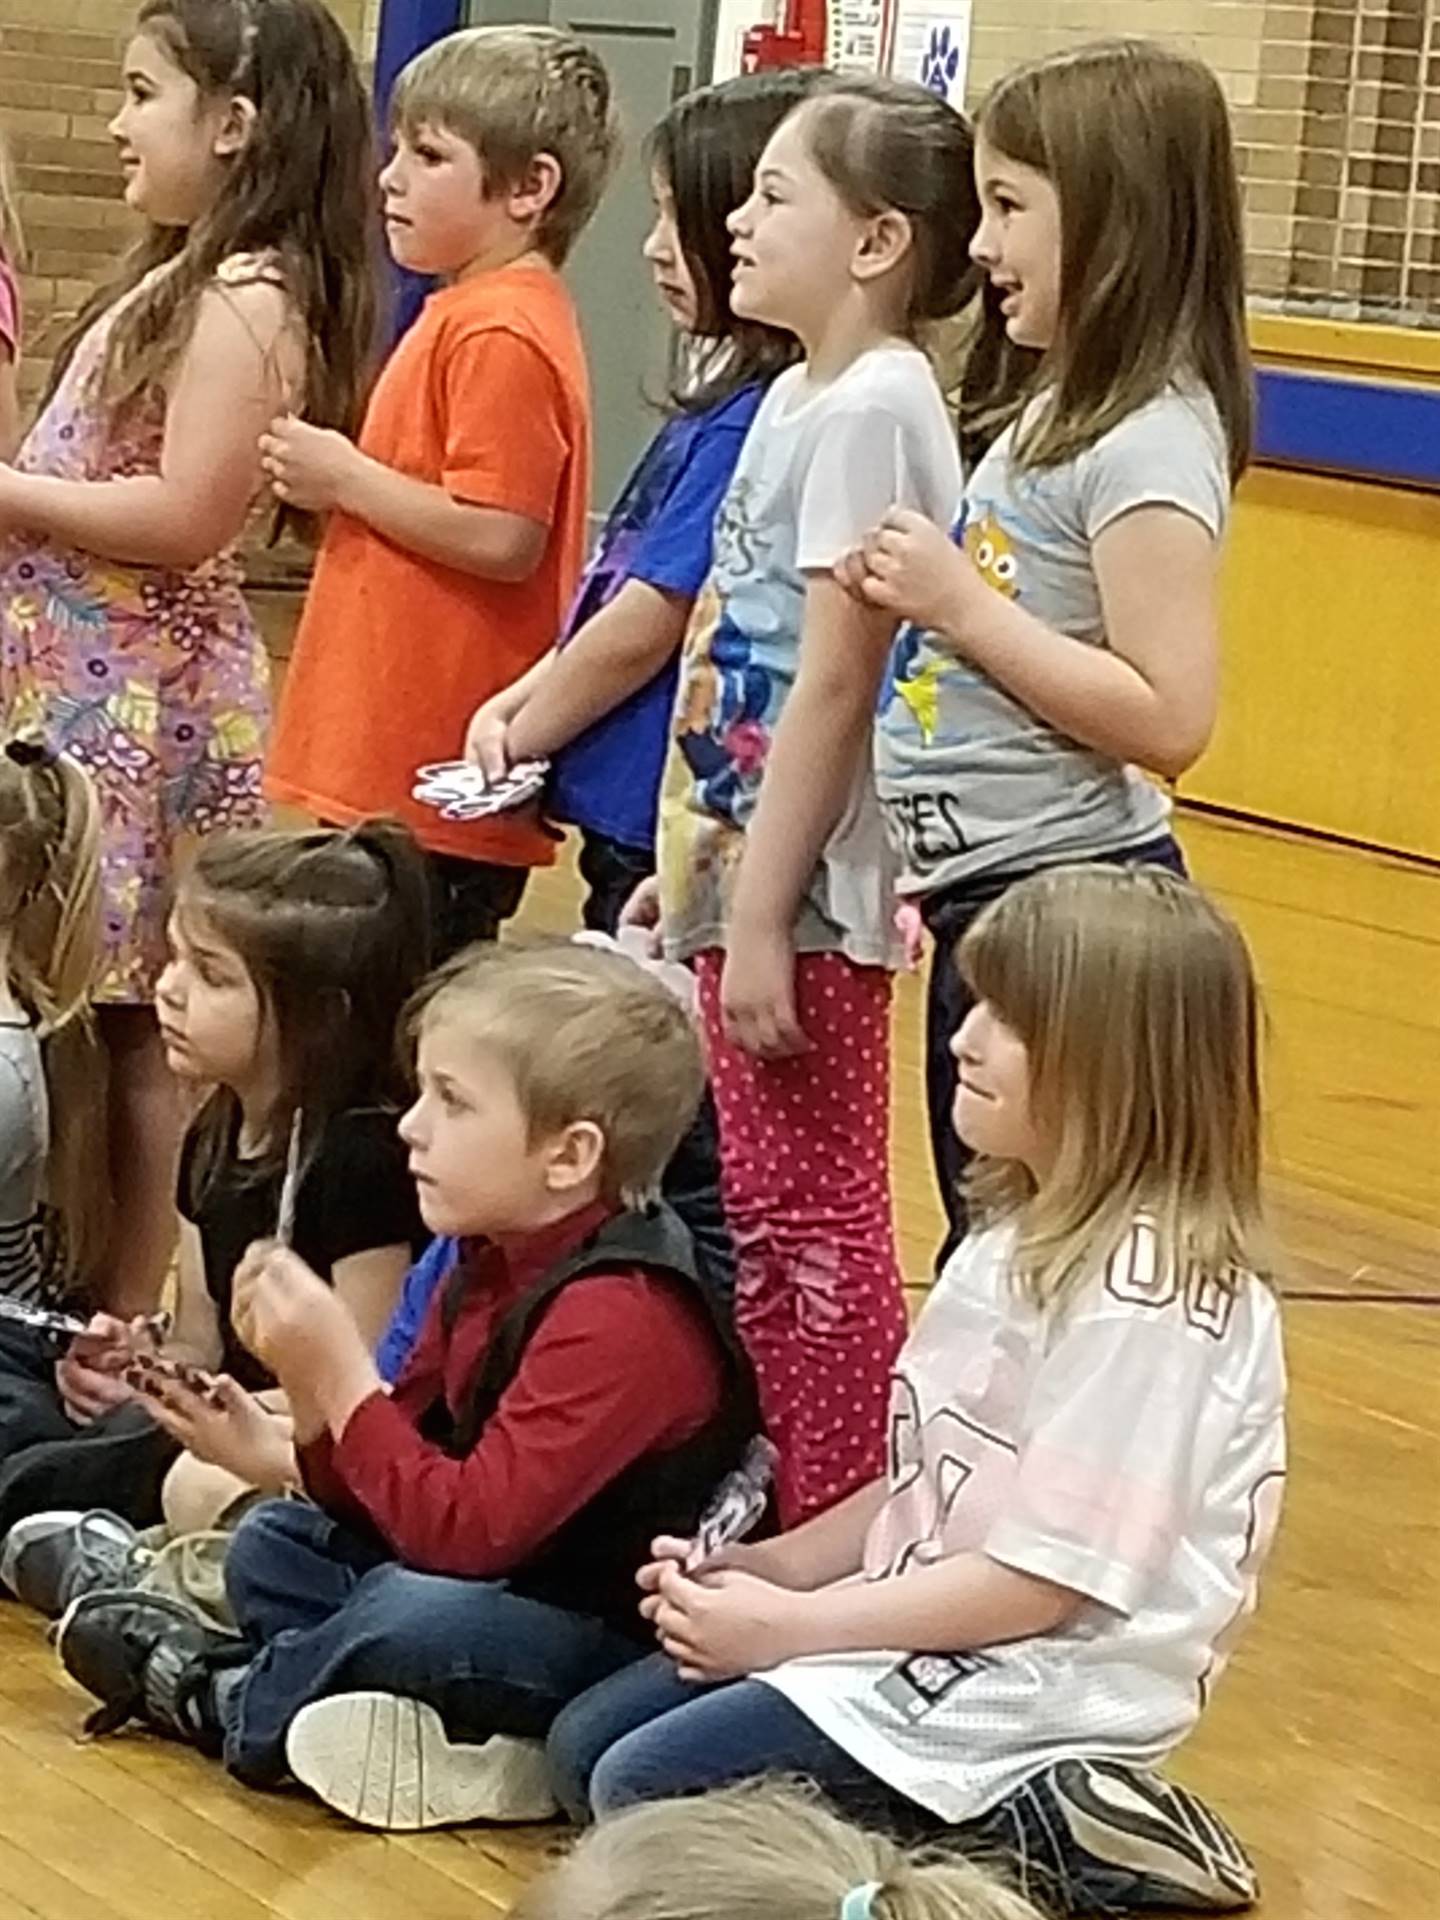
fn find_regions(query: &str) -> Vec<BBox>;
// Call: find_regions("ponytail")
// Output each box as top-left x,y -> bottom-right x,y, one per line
0,740 -> 107,1289
180,818 -> 432,1202
514,1781 -> 1043,1920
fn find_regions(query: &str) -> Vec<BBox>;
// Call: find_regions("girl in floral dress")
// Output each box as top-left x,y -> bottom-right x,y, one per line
0,0 -> 376,1319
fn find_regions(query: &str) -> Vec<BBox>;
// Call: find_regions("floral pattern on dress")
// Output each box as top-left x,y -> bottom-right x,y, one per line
0,278 -> 274,1003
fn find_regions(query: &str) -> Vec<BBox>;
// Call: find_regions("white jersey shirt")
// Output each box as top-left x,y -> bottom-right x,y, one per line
760,1219 -> 1287,1821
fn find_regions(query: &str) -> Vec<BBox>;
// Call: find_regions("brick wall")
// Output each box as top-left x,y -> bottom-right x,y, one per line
0,0 -> 379,415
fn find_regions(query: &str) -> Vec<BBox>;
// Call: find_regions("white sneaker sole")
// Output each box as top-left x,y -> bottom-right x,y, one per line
285,1691 -> 558,1831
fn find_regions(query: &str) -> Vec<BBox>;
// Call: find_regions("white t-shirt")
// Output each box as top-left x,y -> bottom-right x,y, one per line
875,386 -> 1230,895
760,1218 -> 1287,1822
659,343 -> 963,966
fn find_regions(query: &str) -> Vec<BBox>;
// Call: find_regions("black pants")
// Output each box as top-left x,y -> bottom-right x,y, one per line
425,853 -> 529,960
921,836 -> 1188,1270
0,1319 -> 177,1536
576,830 -> 654,936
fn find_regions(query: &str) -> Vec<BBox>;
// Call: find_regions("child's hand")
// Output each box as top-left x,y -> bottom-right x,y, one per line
130,1367 -> 295,1489
618,875 -> 663,959
637,1534 -> 699,1594
231,1241 -> 368,1397
54,1312 -> 147,1425
721,922 -> 808,1059
643,1564 -> 808,1681
832,542 -> 872,603
895,899 -> 928,971
259,414 -> 358,514
464,699 -> 512,785
853,508 -> 976,634
638,1534 -> 758,1592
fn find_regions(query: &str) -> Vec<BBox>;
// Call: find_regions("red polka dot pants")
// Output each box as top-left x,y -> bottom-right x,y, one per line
695,949 -> 907,1526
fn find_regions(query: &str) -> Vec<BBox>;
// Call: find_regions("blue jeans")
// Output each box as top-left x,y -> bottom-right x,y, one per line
546,1653 -> 935,1835
221,1499 -> 641,1786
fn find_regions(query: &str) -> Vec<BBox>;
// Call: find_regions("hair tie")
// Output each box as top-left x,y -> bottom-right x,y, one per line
4,736 -> 55,771
840,1884 -> 882,1920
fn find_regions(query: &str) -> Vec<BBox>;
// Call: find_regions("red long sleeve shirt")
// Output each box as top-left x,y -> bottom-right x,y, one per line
297,1202 -> 725,1577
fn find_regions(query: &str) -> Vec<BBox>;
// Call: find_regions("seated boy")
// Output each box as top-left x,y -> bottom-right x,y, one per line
262,26 -> 619,957
58,945 -> 760,1831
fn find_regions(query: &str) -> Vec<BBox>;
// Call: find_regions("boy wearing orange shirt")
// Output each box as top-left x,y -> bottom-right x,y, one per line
262,26 -> 619,953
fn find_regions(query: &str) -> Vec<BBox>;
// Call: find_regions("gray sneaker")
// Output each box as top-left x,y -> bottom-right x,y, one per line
285,1690 -> 558,1830
0,1509 -> 150,1619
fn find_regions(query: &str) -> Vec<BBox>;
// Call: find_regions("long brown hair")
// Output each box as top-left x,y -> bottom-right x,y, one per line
0,128 -> 24,269
179,819 -> 431,1203
959,864 -> 1270,1310
46,0 -> 378,463
978,39 -> 1253,482
0,742 -> 106,1290
514,1780 -> 1042,1920
649,69 -> 827,411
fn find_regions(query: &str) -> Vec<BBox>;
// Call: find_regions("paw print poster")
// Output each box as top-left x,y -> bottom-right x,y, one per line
893,0 -> 970,107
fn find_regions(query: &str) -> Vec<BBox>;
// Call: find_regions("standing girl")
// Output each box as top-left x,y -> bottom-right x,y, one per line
464,69 -> 822,934
0,130 -> 23,459
854,40 -> 1251,1249
550,866 -> 1285,1918
636,77 -> 974,1526
0,0 -> 377,1313
0,818 -> 429,1553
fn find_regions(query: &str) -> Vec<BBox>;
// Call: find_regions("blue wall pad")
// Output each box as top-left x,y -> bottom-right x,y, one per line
1256,365 -> 1440,492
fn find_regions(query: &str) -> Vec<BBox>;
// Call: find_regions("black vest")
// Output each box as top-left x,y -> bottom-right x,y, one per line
422,1203 -> 762,1638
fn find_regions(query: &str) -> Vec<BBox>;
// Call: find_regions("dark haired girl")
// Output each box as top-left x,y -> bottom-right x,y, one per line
463,68 -> 828,934
0,821 -> 427,1543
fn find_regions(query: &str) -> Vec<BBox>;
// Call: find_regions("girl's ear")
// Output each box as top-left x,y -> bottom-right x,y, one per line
854,207 -> 914,286
213,92 -> 258,162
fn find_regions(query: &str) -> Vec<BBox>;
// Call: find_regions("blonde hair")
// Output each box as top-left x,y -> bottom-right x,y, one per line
416,942 -> 704,1204
0,127 -> 24,267
0,743 -> 106,1287
978,39 -> 1253,483
391,26 -> 620,265
959,864 -> 1269,1309
513,1780 -> 1044,1920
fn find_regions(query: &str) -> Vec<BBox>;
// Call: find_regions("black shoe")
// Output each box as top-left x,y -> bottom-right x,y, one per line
56,1588 -> 236,1748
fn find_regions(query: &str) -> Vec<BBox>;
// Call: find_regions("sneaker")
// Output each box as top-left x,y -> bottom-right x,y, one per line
55,1587 -> 235,1747
285,1691 -> 558,1831
984,1756 -> 1259,1913
1,1509 -> 148,1619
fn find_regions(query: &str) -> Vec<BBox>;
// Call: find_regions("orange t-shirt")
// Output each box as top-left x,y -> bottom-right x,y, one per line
265,264 -> 591,865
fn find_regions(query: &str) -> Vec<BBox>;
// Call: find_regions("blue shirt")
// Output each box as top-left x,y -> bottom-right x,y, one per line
548,383 -> 763,852
375,1234 -> 457,1384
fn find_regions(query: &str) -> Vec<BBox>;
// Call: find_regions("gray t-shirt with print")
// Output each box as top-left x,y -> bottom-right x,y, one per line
0,1020 -> 47,1300
875,385 -> 1230,896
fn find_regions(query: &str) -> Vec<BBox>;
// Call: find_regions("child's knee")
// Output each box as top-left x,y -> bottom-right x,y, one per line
160,1452 -> 252,1537
222,1496 -> 311,1617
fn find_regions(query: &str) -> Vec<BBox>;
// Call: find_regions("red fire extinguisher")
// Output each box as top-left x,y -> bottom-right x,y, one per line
741,0 -> 826,70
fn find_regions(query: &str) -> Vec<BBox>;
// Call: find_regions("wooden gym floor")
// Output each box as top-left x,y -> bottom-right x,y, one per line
0,810 -> 1435,1920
